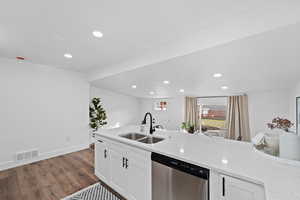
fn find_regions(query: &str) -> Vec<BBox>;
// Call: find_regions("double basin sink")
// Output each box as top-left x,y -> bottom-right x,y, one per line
119,133 -> 164,144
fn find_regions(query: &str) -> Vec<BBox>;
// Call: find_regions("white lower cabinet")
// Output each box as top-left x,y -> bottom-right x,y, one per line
96,138 -> 265,200
220,175 -> 265,200
95,138 -> 151,200
109,144 -> 128,196
126,149 -> 151,200
95,140 -> 110,183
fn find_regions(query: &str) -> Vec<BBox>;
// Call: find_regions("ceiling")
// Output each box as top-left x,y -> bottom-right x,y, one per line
92,23 -> 300,98
1,0 -> 300,77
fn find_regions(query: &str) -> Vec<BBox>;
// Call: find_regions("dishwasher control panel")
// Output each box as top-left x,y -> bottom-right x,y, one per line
151,152 -> 209,180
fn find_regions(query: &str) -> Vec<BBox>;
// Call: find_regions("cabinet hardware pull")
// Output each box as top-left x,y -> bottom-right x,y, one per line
104,149 -> 107,158
122,157 -> 125,168
125,158 -> 128,169
222,177 -> 225,196
97,140 -> 103,143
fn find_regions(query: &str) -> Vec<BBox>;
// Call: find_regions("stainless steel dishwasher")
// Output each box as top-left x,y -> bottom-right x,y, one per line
152,153 -> 209,200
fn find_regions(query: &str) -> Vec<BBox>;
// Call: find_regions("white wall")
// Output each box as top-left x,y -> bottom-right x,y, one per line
248,89 -> 291,137
289,82 -> 300,134
139,96 -> 185,130
0,58 -> 90,170
139,90 -> 293,137
90,86 -> 141,128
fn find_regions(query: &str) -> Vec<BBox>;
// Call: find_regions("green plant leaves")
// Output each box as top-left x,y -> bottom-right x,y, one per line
89,97 -> 107,131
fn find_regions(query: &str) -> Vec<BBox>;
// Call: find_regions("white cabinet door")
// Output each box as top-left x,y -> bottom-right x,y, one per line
126,151 -> 151,200
221,175 -> 265,200
96,139 -> 151,200
95,140 -> 109,183
109,144 -> 128,196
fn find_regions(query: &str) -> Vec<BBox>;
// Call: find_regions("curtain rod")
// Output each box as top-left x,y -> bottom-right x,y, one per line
196,93 -> 246,98
196,96 -> 228,98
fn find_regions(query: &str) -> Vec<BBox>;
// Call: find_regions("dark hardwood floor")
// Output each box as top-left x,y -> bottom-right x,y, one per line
0,149 -> 124,200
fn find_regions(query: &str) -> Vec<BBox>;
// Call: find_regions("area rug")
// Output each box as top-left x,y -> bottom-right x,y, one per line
62,183 -> 121,200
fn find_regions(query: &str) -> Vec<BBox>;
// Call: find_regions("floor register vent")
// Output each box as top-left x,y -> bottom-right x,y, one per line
16,149 -> 39,161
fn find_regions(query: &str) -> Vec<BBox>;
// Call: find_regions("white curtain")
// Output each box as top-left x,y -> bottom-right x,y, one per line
184,97 -> 200,130
226,95 -> 251,141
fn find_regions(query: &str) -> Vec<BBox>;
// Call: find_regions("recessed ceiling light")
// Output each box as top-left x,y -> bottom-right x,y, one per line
93,31 -> 103,38
149,91 -> 155,95
213,73 -> 223,78
222,158 -> 228,164
131,85 -> 137,89
179,89 -> 185,93
64,53 -> 72,59
163,80 -> 170,84
221,86 -> 229,90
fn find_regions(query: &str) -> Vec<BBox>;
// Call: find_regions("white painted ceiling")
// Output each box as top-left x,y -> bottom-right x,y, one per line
1,0 -> 300,77
92,23 -> 300,98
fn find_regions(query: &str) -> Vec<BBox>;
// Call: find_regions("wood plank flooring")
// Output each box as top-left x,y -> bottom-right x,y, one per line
0,149 -> 124,200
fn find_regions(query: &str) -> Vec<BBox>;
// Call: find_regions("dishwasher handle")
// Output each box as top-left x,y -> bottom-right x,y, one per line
222,177 -> 225,196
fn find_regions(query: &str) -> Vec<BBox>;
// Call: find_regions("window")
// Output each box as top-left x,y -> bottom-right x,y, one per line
198,97 -> 228,136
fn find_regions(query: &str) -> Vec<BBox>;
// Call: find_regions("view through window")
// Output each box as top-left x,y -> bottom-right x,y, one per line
198,97 -> 228,136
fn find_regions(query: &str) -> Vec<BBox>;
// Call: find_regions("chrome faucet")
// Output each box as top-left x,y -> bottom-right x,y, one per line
142,112 -> 155,134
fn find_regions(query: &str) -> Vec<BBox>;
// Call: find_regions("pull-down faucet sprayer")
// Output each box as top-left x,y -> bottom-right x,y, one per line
142,112 -> 155,134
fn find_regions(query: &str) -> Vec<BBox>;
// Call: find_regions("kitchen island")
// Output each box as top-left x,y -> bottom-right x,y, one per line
94,125 -> 300,200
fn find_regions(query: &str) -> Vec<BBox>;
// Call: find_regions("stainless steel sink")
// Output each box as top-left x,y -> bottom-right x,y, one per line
120,133 -> 146,140
119,133 -> 165,144
138,136 -> 164,144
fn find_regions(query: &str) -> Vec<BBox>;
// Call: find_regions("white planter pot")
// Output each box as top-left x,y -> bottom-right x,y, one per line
280,133 -> 300,161
265,131 -> 280,156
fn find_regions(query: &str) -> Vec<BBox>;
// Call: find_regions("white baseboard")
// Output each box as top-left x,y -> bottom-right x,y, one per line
0,143 -> 89,171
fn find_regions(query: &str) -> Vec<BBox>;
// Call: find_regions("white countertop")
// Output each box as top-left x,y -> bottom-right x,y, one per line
95,126 -> 300,200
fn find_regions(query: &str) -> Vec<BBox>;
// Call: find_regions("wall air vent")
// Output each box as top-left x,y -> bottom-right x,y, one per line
15,149 -> 39,161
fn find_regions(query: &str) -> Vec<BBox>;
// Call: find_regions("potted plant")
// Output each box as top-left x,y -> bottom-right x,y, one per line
267,117 -> 294,132
265,117 -> 294,156
89,98 -> 107,151
267,117 -> 300,161
89,97 -> 107,132
181,122 -> 196,134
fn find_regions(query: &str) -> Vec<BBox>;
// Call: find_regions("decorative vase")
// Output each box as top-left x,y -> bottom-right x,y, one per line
264,130 -> 282,156
279,133 -> 300,161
